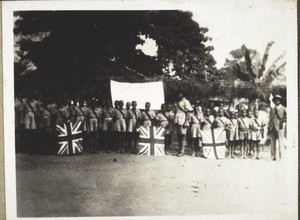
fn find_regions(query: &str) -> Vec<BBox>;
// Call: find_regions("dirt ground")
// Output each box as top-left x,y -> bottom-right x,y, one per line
15,147 -> 291,218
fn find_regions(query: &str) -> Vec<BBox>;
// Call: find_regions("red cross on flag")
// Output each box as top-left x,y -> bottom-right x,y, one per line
56,121 -> 83,155
200,127 -> 226,159
138,126 -> 165,156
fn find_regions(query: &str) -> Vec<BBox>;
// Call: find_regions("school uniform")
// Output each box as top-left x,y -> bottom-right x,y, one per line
39,108 -> 52,130
196,106 -> 204,117
101,107 -> 114,131
95,107 -> 103,130
88,108 -> 100,132
141,110 -> 156,127
15,97 -> 22,131
228,118 -> 239,141
128,109 -> 142,132
189,113 -> 203,138
237,117 -> 252,140
202,115 -> 215,131
81,106 -> 90,133
19,100 -> 26,128
39,108 -> 53,154
166,111 -> 175,134
236,108 -> 245,118
24,100 -> 39,130
174,98 -> 193,135
210,108 -> 218,118
22,100 -> 41,153
250,117 -> 265,141
68,106 -> 77,124
46,103 -> 57,132
56,106 -> 70,127
47,103 -> 58,116
214,116 -> 230,144
214,116 -> 230,129
34,100 -> 43,129
15,98 -> 24,152
114,109 -> 127,132
73,106 -> 85,124
156,111 -> 174,134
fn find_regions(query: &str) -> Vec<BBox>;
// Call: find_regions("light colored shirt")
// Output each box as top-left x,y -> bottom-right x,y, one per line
174,98 -> 193,125
237,117 -> 252,131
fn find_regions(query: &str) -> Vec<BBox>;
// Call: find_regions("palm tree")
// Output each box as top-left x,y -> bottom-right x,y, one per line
222,41 -> 286,104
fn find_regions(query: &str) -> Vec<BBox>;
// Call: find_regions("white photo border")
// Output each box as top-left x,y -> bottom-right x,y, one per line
2,1 -> 298,220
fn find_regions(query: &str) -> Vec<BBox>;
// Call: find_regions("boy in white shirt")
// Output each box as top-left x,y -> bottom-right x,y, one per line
237,109 -> 252,159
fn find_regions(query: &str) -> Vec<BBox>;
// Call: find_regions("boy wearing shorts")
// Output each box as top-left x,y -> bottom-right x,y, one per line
227,111 -> 239,158
237,109 -> 252,159
88,99 -> 100,154
250,109 -> 265,159
128,101 -> 142,153
156,103 -> 174,155
141,102 -> 156,127
189,105 -> 203,157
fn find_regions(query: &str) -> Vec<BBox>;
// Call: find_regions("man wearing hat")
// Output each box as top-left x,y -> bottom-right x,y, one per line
268,95 -> 286,160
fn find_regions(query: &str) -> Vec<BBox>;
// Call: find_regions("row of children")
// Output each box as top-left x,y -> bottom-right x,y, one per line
14,92 -> 285,160
14,95 -> 175,154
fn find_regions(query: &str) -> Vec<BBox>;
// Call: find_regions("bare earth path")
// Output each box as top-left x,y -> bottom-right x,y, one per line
16,152 -> 288,217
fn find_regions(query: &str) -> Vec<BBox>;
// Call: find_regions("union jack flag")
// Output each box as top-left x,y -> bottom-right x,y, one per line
200,127 -> 226,159
56,121 -> 83,155
138,126 -> 165,156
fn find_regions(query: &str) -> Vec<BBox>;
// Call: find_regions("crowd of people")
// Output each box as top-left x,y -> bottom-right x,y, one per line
14,91 -> 287,160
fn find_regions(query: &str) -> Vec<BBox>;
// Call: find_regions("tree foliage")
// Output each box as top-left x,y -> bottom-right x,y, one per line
221,42 -> 286,101
14,11 -> 218,98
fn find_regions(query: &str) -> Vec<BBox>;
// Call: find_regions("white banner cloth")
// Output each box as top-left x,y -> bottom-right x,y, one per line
110,80 -> 165,110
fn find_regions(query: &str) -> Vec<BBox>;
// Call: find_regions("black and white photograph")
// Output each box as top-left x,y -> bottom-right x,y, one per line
2,0 -> 298,219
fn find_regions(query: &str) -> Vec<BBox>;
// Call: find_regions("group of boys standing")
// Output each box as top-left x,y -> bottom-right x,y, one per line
14,95 -> 175,155
15,92 -> 286,160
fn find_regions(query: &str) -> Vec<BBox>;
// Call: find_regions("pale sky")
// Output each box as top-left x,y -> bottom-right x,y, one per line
138,0 -> 293,69
191,0 -> 291,68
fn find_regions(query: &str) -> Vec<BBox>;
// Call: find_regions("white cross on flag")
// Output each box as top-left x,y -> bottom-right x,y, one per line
200,127 -> 226,159
56,121 -> 83,155
138,126 -> 165,156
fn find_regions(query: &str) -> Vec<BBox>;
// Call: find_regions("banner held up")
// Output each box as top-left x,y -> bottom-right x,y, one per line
110,80 -> 165,110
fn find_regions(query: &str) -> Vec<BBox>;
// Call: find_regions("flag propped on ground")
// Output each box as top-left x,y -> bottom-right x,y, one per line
138,126 -> 165,156
56,121 -> 83,155
200,127 -> 226,159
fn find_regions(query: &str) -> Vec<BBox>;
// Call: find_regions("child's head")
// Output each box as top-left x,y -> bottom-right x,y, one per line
114,100 -> 119,108
193,105 -> 199,114
177,91 -> 185,101
237,103 -> 243,111
101,99 -> 106,107
126,102 -> 131,109
131,101 -> 137,109
241,109 -> 247,117
247,109 -> 252,118
205,108 -> 211,117
161,103 -> 166,112
119,100 -> 124,109
234,112 -> 239,119
218,109 -> 224,117
272,95 -> 282,106
230,111 -> 235,118
145,102 -> 151,111
166,103 -> 173,112
106,100 -> 112,108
